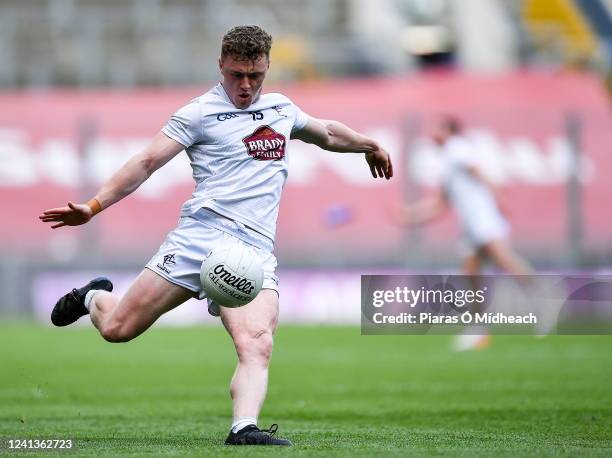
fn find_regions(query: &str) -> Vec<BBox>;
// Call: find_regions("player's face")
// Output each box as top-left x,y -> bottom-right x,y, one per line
219,54 -> 269,109
433,126 -> 450,146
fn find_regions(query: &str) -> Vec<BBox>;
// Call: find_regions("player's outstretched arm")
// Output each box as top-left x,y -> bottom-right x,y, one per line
39,132 -> 185,229
391,189 -> 448,227
292,116 -> 393,179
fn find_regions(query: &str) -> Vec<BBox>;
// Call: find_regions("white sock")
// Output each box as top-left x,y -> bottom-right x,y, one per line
231,417 -> 257,433
84,290 -> 101,311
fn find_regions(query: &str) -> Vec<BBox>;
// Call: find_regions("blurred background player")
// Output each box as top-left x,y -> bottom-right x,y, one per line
394,116 -> 533,350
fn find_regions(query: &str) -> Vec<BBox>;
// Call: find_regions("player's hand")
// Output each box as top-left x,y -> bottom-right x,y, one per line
38,201 -> 94,229
389,203 -> 412,226
365,147 -> 393,180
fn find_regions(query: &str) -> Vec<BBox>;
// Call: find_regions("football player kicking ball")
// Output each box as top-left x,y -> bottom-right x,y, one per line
39,25 -> 392,446
394,116 -> 532,351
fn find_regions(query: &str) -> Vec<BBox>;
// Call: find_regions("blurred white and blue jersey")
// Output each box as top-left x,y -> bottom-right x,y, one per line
162,83 -> 309,242
442,136 -> 509,249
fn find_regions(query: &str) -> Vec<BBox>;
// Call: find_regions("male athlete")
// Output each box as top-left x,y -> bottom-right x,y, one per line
394,116 -> 531,350
39,26 -> 392,446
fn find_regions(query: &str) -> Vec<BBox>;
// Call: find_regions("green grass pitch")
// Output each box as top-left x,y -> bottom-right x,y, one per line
0,324 -> 610,456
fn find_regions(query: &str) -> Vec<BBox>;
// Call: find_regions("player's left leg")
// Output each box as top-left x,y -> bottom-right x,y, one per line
461,251 -> 482,275
222,289 -> 278,420
454,249 -> 492,351
220,288 -> 291,446
482,239 -> 533,275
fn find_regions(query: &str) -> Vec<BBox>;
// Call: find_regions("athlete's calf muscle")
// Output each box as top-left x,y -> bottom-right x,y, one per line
95,269 -> 194,343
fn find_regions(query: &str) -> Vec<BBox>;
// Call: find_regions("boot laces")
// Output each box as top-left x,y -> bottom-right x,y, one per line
259,424 -> 278,436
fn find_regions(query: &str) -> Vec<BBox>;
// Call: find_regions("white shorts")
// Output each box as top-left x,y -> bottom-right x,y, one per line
145,208 -> 278,316
461,212 -> 510,255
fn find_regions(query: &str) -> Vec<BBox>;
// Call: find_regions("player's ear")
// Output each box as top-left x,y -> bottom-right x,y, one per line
218,56 -> 223,73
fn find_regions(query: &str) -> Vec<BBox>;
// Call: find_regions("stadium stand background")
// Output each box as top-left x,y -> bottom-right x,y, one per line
2,0 -> 612,86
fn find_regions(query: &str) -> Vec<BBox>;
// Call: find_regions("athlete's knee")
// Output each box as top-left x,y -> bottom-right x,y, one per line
100,320 -> 136,343
234,328 -> 274,364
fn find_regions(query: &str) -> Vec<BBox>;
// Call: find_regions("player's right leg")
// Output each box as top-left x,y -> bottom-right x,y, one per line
90,269 -> 194,342
51,269 -> 193,342
51,277 -> 114,327
52,213 -> 214,340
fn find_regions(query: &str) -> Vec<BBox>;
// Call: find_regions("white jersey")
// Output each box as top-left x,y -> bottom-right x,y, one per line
162,83 -> 309,242
442,136 -> 509,247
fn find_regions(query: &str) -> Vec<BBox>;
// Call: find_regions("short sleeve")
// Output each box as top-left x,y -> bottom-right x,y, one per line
447,137 -> 477,169
162,99 -> 203,148
291,103 -> 309,133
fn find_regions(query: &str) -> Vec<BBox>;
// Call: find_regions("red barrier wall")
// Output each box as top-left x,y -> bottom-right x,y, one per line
1,71 -> 610,262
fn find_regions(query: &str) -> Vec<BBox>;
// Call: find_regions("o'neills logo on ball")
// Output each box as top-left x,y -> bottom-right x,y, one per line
242,125 -> 286,161
212,264 -> 255,294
